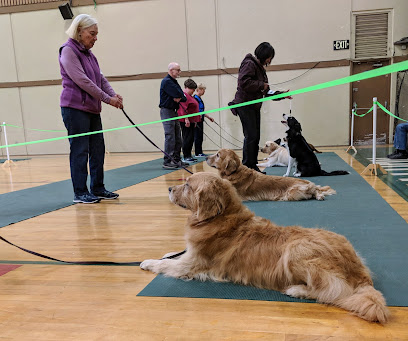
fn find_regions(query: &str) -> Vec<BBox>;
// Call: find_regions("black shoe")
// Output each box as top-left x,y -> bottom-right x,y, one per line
163,162 -> 180,169
73,193 -> 101,204
253,166 -> 266,174
184,157 -> 198,162
92,190 -> 119,200
387,150 -> 408,159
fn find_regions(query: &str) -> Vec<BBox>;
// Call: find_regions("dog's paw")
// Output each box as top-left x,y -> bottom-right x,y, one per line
283,173 -> 289,177
294,172 -> 301,177
140,259 -> 159,271
285,285 -> 310,298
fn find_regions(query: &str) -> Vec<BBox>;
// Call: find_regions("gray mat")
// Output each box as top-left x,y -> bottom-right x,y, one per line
138,153 -> 408,307
0,158 -> 179,229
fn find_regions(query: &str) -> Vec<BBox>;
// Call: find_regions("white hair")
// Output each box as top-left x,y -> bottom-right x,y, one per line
65,14 -> 98,41
197,83 -> 206,90
168,62 -> 180,71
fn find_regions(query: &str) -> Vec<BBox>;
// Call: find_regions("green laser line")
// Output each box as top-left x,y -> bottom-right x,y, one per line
1,60 -> 408,150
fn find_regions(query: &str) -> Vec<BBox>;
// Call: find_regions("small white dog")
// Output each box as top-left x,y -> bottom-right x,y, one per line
257,138 -> 289,168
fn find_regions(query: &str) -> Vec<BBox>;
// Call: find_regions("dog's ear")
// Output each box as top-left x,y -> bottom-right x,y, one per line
223,156 -> 238,175
294,122 -> 302,133
274,138 -> 281,145
195,180 -> 226,221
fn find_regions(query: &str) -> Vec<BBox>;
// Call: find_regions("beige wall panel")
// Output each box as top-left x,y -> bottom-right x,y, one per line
264,67 -> 350,146
11,9 -> 67,81
0,88 -> 27,156
10,0 -> 189,82
0,15 -> 18,82
89,0 -> 188,76
216,0 -> 351,68
185,0 -> 218,70
98,78 -> 163,153
220,66 -> 350,148
19,86 -> 68,154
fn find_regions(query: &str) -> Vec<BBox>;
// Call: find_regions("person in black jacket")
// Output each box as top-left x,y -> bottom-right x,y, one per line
230,42 -> 290,173
159,62 -> 188,169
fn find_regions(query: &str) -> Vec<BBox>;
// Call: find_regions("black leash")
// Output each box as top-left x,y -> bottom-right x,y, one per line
204,121 -> 242,149
0,108 -> 193,266
121,108 -> 193,175
0,235 -> 186,266
195,123 -> 221,149
210,120 -> 244,145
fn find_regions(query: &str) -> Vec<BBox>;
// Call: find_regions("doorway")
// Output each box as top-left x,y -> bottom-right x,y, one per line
351,60 -> 391,145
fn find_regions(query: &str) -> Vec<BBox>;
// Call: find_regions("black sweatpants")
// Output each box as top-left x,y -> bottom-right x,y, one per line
180,122 -> 195,159
236,105 -> 261,169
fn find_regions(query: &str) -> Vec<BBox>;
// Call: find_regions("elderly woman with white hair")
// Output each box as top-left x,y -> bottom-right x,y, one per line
59,14 -> 123,204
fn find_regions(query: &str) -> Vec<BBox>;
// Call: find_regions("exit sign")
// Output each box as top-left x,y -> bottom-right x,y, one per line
333,40 -> 350,50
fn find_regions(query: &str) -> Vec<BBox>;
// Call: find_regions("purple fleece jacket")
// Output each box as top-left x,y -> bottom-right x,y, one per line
59,38 -> 115,114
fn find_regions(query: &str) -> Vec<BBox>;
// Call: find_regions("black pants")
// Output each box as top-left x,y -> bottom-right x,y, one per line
61,107 -> 105,196
236,105 -> 261,169
180,122 -> 195,159
194,120 -> 204,155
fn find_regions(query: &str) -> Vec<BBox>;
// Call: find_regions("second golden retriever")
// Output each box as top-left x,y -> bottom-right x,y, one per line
206,149 -> 335,201
140,172 -> 389,323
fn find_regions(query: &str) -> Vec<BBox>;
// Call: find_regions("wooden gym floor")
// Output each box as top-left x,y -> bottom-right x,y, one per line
0,147 -> 407,340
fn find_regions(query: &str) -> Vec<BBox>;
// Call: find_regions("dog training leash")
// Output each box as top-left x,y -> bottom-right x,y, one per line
121,108 -> 193,175
0,235 -> 186,266
208,120 -> 244,145
203,121 -> 242,149
194,123 -> 221,149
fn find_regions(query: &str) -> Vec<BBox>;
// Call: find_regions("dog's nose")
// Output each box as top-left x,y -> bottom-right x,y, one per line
168,187 -> 172,193
205,156 -> 208,161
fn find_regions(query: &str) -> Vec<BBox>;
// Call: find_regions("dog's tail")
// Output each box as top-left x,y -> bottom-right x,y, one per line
320,170 -> 349,176
336,285 -> 390,324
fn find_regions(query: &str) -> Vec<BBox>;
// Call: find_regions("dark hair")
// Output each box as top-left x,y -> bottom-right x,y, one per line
254,42 -> 275,64
184,79 -> 197,89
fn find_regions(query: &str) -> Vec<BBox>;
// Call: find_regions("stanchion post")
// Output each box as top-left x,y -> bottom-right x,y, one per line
346,109 -> 357,153
372,98 -> 377,166
361,98 -> 386,176
2,122 -> 15,168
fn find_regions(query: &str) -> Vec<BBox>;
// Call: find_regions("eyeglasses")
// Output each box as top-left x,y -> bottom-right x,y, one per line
172,68 -> 181,72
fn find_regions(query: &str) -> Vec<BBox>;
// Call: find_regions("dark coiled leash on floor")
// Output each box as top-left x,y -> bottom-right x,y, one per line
121,108 -> 193,175
0,235 -> 186,266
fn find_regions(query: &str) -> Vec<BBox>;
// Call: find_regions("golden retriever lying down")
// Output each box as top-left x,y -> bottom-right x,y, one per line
206,149 -> 335,201
140,172 -> 389,323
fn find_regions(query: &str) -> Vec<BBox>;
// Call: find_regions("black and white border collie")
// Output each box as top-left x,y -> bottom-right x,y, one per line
282,114 -> 349,177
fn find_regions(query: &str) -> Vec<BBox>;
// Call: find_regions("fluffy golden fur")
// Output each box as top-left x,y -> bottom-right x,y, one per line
140,172 -> 389,323
206,149 -> 335,201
